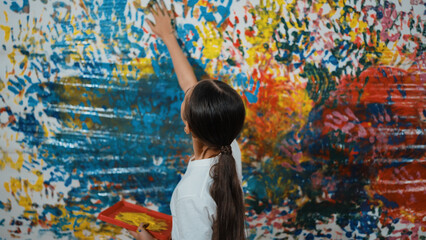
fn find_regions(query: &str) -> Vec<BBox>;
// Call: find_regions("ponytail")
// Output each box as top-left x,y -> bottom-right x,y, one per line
183,80 -> 246,239
210,146 -> 246,240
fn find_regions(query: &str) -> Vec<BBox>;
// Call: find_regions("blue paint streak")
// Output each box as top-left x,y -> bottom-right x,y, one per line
235,73 -> 249,89
374,194 -> 398,208
8,85 -> 20,95
245,80 -> 259,104
28,96 -> 38,107
10,0 -> 28,13
11,113 -> 44,147
198,0 -> 232,27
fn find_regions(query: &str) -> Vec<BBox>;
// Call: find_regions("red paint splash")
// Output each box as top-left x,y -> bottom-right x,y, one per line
370,161 -> 426,224
312,66 -> 425,224
315,67 -> 425,163
242,67 -> 311,163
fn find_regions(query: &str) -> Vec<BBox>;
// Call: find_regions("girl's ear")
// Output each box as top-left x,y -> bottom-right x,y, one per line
184,121 -> 190,134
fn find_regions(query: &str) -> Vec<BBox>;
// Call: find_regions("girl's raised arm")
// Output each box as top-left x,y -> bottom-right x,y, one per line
147,1 -> 197,93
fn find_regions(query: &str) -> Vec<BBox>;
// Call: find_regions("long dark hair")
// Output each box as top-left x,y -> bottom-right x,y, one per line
183,80 -> 246,240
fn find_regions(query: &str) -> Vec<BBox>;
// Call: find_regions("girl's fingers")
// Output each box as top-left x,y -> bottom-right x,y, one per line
171,3 -> 176,19
146,19 -> 157,33
154,1 -> 164,16
149,4 -> 158,16
146,19 -> 154,28
160,0 -> 168,16
137,222 -> 150,232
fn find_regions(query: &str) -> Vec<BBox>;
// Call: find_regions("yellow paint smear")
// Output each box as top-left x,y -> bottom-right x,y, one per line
115,212 -> 168,232
0,25 -> 11,42
18,195 -> 33,209
245,0 -> 282,67
198,22 -> 223,60
7,49 -> 16,65
132,58 -> 155,76
0,151 -> 25,171
10,177 -> 22,193
4,182 -> 10,192
23,170 -> 44,192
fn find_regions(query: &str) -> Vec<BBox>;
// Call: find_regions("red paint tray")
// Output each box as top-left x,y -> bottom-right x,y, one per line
97,200 -> 172,240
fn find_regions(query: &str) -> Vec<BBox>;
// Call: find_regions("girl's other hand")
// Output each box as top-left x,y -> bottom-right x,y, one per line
128,223 -> 155,240
147,0 -> 175,41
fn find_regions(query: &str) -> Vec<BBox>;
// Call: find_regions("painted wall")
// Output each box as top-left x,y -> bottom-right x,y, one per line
0,0 -> 424,239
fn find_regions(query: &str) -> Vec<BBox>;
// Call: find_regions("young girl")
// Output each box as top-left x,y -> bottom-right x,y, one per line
129,1 -> 246,240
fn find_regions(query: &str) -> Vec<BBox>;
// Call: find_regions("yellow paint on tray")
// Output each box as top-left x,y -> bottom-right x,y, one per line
115,212 -> 168,232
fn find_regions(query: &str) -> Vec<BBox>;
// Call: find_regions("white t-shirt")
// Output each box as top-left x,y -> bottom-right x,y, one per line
170,140 -> 242,240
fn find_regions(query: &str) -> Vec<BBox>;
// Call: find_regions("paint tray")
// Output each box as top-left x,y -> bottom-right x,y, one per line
97,200 -> 172,240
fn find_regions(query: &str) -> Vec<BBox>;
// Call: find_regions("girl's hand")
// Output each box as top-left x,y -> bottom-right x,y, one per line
128,223 -> 155,240
145,0 -> 198,92
147,0 -> 175,41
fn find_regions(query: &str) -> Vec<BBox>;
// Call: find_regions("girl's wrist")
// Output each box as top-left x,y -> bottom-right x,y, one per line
161,32 -> 177,45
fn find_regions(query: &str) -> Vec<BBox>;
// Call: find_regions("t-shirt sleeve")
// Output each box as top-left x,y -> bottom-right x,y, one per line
173,196 -> 214,239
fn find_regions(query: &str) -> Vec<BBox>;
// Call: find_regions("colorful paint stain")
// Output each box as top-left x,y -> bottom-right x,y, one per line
0,0 -> 425,239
